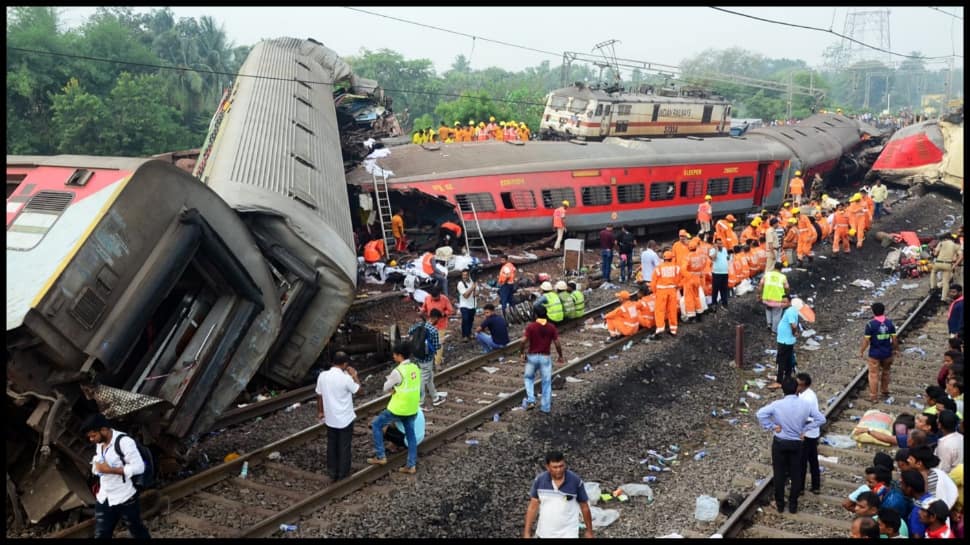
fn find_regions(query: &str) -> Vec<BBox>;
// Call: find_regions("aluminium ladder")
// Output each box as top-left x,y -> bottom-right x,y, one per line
460,202 -> 492,262
372,172 -> 396,252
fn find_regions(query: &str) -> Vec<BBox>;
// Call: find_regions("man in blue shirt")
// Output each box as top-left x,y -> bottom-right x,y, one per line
899,469 -> 933,538
710,237 -> 730,310
860,302 -> 898,403
640,240 -> 661,286
476,303 -> 510,353
756,378 -> 826,514
768,294 -> 800,388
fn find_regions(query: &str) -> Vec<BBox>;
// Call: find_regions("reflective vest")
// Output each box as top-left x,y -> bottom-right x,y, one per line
387,361 -> 421,416
697,202 -> 712,222
422,253 -> 435,275
559,292 -> 575,318
570,290 -> 585,318
762,270 -> 786,302
652,263 -> 681,290
543,291 -> 564,322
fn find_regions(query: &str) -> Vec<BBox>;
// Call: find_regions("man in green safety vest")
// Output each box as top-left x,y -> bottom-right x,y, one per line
555,281 -> 574,320
368,343 -> 421,473
534,281 -> 564,323
758,262 -> 790,334
566,281 -> 585,319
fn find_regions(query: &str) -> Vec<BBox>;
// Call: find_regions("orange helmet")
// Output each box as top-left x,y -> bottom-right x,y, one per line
616,290 -> 631,300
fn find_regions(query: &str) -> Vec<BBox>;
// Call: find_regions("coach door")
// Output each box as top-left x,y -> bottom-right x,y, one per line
600,103 -> 612,136
702,105 -> 714,125
753,163 -> 771,206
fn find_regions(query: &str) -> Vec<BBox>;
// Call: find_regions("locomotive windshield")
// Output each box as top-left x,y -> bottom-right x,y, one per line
549,95 -> 569,109
568,98 -> 588,114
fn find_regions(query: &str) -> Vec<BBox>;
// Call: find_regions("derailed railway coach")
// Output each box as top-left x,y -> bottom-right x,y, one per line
192,37 -> 358,388
868,115 -> 963,194
348,113 -> 882,237
6,156 -> 282,524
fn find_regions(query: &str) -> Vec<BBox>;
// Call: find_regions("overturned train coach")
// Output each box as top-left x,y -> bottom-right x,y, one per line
868,116 -> 963,194
349,113 -> 882,237
5,37 -> 357,525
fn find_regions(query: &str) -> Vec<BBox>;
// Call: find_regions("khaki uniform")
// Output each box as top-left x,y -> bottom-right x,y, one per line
931,239 -> 962,296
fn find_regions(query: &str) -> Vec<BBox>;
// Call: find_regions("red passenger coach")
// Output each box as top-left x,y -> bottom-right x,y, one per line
347,114 -> 880,237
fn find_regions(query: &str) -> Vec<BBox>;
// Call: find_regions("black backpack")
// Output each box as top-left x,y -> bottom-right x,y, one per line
408,324 -> 431,360
113,434 -> 156,490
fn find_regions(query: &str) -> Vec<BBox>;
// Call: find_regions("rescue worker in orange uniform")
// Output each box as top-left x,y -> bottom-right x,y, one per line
715,214 -> 739,250
749,239 -> 767,275
605,290 -> 640,340
847,193 -> 866,249
672,230 -> 692,268
778,202 -> 793,223
518,122 -> 531,141
781,217 -> 799,266
553,200 -> 569,250
741,217 -> 762,245
485,117 -> 498,139
438,221 -> 463,250
683,238 -> 708,322
788,170 -> 805,206
421,251 -> 436,276
831,202 -> 852,255
698,232 -> 714,298
795,208 -> 817,264
497,254 -> 517,316
860,188 -> 875,231
438,121 -> 451,143
728,245 -> 745,289
363,238 -> 386,263
696,195 -> 713,236
635,285 -> 657,329
814,211 -> 831,242
392,208 -> 407,252
650,251 -> 682,338
494,121 -> 506,141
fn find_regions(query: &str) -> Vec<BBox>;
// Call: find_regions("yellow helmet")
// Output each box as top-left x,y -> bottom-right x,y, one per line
468,120 -> 475,125
389,259 -> 398,267
562,200 -> 570,207
791,207 -> 800,215
479,121 -> 485,127
788,218 -> 798,224
783,202 -> 791,208
850,193 -> 862,202
751,217 -> 762,226
837,108 -> 843,114
848,228 -> 856,236
454,121 -> 461,126
489,116 -> 495,122
500,121 -> 506,127
821,194 -> 829,200
704,195 -> 712,200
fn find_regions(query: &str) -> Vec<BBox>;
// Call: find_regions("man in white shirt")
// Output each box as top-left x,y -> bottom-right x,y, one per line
796,372 -> 822,494
933,410 -> 963,474
316,351 -> 361,480
523,451 -> 594,538
640,240 -> 661,285
456,269 -> 477,341
82,413 -> 151,539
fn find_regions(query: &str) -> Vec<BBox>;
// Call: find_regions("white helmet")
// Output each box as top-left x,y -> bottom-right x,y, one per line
540,281 -> 554,291
555,280 -> 568,291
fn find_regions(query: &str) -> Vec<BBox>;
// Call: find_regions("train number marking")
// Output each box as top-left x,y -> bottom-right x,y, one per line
431,183 -> 454,192
683,168 -> 702,176
663,125 -> 679,135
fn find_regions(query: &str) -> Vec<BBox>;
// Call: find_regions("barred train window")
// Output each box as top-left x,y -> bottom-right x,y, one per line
680,180 -> 704,198
500,190 -> 537,210
617,104 -> 632,115
650,182 -> 675,201
455,192 -> 496,212
617,183 -> 645,203
707,177 -> 729,196
615,121 -> 629,133
581,186 -> 612,206
732,176 -> 754,194
541,188 -> 576,209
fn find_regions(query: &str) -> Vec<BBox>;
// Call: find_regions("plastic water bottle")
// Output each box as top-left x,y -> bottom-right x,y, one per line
492,412 -> 500,422
643,475 -> 658,483
279,524 -> 298,532
647,464 -> 663,472
240,461 -> 249,479
884,396 -> 895,405
693,450 -> 707,461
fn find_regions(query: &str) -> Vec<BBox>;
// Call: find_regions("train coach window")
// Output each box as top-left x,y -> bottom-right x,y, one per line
617,183 -> 645,203
581,186 -> 612,206
568,98 -> 588,114
707,177 -> 729,196
595,104 -> 603,116
774,171 -> 783,188
550,95 -> 568,109
679,180 -> 704,198
649,182 -> 675,201
500,190 -> 537,210
617,104 -> 632,116
615,121 -> 629,133
541,188 -> 576,209
456,192 -> 496,212
732,176 -> 754,194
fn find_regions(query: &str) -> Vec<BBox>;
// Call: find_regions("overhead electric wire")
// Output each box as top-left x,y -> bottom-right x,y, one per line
928,6 -> 963,20
710,6 -> 963,60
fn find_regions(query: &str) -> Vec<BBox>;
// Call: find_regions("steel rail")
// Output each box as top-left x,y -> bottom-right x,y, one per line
49,299 -> 619,538
715,293 -> 934,538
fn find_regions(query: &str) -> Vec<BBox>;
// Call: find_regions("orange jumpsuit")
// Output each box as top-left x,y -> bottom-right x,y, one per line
847,201 -> 866,248
740,225 -> 759,245
778,208 -> 792,223
605,300 -> 640,337
832,210 -> 851,253
757,219 -> 772,239
788,176 -> 804,204
363,239 -> 385,263
781,226 -> 799,266
684,249 -> 708,318
796,215 -> 816,261
698,240 -> 714,296
636,295 -> 657,329
749,246 -> 767,275
815,214 -> 831,241
728,255 -> 744,288
672,240 -> 691,269
715,219 -> 739,249
862,194 -> 875,230
651,262 -> 682,334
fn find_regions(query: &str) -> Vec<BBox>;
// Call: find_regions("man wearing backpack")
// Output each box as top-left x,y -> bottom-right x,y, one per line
82,413 -> 152,539
408,311 -> 444,408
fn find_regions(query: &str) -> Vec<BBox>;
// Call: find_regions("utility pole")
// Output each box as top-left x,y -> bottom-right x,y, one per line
864,72 -> 872,110
786,72 -> 794,119
944,56 -> 954,115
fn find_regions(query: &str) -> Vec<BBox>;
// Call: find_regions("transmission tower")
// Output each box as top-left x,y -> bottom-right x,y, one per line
836,9 -> 892,69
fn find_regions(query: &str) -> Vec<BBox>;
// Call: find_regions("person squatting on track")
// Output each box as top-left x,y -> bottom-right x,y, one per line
82,413 -> 152,539
368,343 -> 421,474
316,351 -> 361,481
756,378 -> 826,514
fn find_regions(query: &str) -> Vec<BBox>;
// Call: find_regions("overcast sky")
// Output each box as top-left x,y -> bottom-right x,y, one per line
57,6 -> 964,75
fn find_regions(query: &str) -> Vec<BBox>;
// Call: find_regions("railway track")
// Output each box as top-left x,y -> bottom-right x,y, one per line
716,293 -> 944,538
51,299 -> 632,538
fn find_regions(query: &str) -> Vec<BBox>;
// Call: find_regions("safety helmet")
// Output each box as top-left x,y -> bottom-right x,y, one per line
616,290 -> 631,300
848,228 -> 857,236
389,259 -> 398,267
704,195 -> 712,200
783,202 -> 791,208
500,121 -> 506,127
850,193 -> 862,202
562,200 -> 570,207
791,207 -> 800,215
751,217 -> 762,226
725,214 -> 736,222
454,121 -> 461,126
540,281 -> 553,291
555,280 -> 569,291
951,232 -> 960,239
787,218 -> 797,224
678,229 -> 689,238
489,116 -> 495,122
836,108 -> 843,114
795,171 -> 802,176
688,238 -> 700,250
468,120 -> 475,125
821,194 -> 829,200
479,122 -> 485,127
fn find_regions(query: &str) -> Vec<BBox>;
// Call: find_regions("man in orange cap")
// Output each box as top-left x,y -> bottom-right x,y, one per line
683,238 -> 708,322
715,214 -> 738,250
778,202 -> 793,223
651,250 -> 682,337
697,195 -> 713,236
741,217 -> 762,245
605,291 -> 640,340
672,229 -> 692,269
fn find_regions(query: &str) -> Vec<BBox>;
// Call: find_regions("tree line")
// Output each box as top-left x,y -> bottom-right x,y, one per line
7,7 -> 963,157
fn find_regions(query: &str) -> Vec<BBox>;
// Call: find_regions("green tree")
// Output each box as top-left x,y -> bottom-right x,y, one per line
49,78 -> 108,154
101,72 -> 195,155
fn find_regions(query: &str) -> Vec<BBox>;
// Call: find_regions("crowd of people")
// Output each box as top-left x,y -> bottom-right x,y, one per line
411,116 -> 532,144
